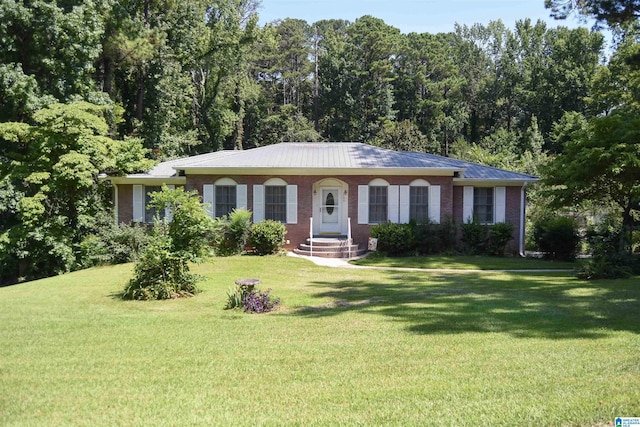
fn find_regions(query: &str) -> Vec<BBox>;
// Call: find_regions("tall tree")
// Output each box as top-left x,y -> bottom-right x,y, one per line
393,32 -> 465,154
0,0 -> 104,108
192,0 -> 260,152
319,16 -> 399,142
543,41 -> 640,252
0,102 -> 152,283
545,0 -> 640,26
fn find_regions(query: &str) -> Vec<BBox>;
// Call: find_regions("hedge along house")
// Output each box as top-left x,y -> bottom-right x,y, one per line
105,142 -> 538,258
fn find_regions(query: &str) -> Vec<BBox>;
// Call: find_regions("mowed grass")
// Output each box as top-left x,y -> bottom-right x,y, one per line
351,252 -> 577,270
0,256 -> 638,426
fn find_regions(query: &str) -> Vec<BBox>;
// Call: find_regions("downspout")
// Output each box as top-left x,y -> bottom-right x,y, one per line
114,183 -> 119,226
519,182 -> 528,258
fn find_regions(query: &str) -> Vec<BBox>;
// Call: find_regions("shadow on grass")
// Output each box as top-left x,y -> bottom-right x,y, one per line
291,271 -> 639,339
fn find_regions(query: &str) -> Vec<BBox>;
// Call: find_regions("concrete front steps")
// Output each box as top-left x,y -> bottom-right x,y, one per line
293,237 -> 367,259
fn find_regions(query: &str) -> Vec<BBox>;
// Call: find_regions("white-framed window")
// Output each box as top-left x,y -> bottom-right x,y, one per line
405,178 -> 430,224
253,178 -> 297,224
474,187 -> 494,224
202,178 -> 247,218
265,185 -> 287,222
215,185 -> 236,217
360,179 -> 441,225
358,179 -> 398,224
399,179 -> 441,224
463,186 -> 506,225
409,186 -> 429,223
369,186 -> 388,224
132,184 -> 175,223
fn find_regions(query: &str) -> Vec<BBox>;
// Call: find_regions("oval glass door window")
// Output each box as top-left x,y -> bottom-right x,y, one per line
325,192 -> 335,215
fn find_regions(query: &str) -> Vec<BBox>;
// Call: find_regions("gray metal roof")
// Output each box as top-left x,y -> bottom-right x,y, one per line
173,142 -> 458,170
135,142 -> 537,182
402,151 -> 538,181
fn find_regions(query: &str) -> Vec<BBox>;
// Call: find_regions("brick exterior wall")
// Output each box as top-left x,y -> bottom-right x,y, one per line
451,184 -> 524,254
505,186 -> 524,254
117,184 -> 133,225
116,175 -> 526,253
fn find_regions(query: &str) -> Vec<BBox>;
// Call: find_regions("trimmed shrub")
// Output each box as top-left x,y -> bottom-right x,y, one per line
460,220 -> 487,255
370,222 -> 415,256
107,222 -> 152,263
533,216 -> 580,261
487,222 -> 514,256
413,216 -> 457,255
438,216 -> 458,254
414,222 -> 438,255
250,220 -> 287,255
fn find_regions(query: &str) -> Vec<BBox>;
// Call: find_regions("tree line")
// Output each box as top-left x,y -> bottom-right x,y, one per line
0,0 -> 608,157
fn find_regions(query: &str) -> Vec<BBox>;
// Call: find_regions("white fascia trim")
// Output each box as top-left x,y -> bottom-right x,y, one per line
107,176 -> 186,185
453,178 -> 538,186
177,167 -> 461,176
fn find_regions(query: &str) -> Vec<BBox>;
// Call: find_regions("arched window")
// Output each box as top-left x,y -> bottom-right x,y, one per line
214,178 -> 237,218
252,179 -> 297,224
264,178 -> 287,222
409,179 -> 430,224
368,178 -> 389,224
202,179 -> 247,218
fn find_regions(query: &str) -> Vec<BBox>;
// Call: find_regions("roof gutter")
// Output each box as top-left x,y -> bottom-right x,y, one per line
519,182 -> 528,258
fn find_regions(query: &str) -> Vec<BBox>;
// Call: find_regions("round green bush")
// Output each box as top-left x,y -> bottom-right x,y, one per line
250,220 -> 287,255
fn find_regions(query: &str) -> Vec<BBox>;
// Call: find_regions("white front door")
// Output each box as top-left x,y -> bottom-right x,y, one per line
320,187 -> 341,234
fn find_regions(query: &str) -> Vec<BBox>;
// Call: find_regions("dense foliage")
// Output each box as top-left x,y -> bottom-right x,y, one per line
249,220 -> 287,255
371,220 -> 513,257
413,218 -> 458,255
577,216 -> 640,279
532,216 -> 581,261
0,102 -> 152,284
215,209 -> 253,256
123,234 -> 201,300
123,187 -> 215,300
545,0 -> 640,27
370,222 -> 416,256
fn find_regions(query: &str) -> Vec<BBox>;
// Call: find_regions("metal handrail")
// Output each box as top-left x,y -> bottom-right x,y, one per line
309,217 -> 313,257
347,217 -> 352,258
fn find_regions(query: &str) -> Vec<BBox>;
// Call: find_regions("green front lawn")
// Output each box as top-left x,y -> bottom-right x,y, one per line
352,252 -> 577,270
1,256 -> 637,426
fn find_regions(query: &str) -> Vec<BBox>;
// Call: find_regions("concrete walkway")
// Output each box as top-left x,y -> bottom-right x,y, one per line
287,252 -> 574,274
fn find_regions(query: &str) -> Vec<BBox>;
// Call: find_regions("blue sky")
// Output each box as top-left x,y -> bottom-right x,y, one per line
257,0 -> 593,33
